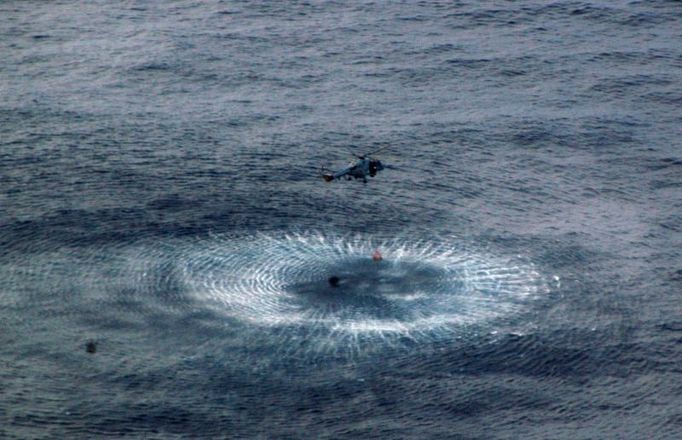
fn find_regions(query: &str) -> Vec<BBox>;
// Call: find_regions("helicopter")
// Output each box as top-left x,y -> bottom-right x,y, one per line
321,146 -> 390,183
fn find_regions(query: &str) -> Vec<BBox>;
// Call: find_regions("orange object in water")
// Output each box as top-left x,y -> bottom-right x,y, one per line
372,249 -> 383,261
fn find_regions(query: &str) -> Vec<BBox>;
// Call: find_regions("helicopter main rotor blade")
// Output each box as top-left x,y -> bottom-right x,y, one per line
348,145 -> 390,159
364,145 -> 391,157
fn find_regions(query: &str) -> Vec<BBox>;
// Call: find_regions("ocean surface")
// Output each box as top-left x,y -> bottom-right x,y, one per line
1,1 -> 681,438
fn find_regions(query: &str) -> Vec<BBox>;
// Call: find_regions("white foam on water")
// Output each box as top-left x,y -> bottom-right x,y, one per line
172,231 -> 549,339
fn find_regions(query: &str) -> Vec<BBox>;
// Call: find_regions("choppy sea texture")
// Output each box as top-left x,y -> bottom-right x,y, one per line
1,0 -> 681,439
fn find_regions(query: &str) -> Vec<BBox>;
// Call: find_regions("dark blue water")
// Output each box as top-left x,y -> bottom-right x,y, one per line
1,1 -> 681,438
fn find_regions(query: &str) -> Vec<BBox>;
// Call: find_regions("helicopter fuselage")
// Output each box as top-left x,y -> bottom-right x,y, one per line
323,157 -> 384,182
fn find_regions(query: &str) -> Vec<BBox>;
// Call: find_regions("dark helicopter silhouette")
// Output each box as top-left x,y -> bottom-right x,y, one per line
321,146 -> 390,183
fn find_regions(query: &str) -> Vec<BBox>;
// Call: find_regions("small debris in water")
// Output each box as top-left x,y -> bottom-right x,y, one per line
85,340 -> 97,354
328,276 -> 340,287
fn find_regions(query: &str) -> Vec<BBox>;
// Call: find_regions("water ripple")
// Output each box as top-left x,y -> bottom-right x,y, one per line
167,231 -> 548,341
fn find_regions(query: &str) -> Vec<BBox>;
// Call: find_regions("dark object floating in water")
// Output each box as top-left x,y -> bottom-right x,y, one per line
328,276 -> 340,287
85,341 -> 97,354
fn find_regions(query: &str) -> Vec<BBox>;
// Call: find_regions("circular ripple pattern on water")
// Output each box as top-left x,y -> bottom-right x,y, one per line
170,232 -> 549,339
